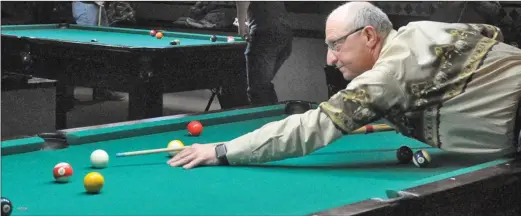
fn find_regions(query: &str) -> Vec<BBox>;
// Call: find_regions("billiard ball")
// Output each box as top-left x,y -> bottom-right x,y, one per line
84,172 -> 104,194
396,146 -> 413,164
413,150 -> 431,168
1,197 -> 12,216
227,36 -> 235,42
90,149 -> 109,169
187,121 -> 203,136
150,30 -> 157,36
210,35 -> 217,42
167,140 -> 185,156
91,39 -> 97,42
172,39 -> 180,45
53,162 -> 73,183
156,32 -> 164,39
170,40 -> 178,45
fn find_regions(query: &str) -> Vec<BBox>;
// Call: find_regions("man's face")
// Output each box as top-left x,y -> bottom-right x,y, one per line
325,20 -> 378,80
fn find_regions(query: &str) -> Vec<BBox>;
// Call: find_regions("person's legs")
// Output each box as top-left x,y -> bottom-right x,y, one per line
245,28 -> 292,105
272,34 -> 293,78
245,53 -> 278,105
72,2 -> 121,101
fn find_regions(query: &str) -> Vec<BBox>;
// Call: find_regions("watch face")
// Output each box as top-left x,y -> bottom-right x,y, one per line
216,144 -> 227,157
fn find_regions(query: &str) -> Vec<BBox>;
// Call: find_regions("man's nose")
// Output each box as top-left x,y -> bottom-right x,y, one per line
326,50 -> 337,66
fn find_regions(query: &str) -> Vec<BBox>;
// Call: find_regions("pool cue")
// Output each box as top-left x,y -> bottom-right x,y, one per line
352,123 -> 395,134
115,141 -> 225,157
115,124 -> 394,157
97,7 -> 101,26
116,146 -> 189,157
97,3 -> 104,26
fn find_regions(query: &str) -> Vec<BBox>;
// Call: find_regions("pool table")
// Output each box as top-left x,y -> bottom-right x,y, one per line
1,23 -> 249,130
2,101 -> 521,216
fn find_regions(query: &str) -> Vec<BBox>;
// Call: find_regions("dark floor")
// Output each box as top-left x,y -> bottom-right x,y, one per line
67,87 -> 221,128
1,85 -> 221,139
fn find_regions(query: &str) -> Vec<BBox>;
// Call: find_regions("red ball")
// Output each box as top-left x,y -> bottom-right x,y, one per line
187,121 -> 203,136
53,162 -> 73,183
150,30 -> 157,36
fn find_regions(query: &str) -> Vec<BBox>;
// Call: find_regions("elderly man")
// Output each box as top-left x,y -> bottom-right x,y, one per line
168,2 -> 521,169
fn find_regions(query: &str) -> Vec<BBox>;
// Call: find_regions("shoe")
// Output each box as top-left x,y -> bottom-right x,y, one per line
93,88 -> 124,101
186,18 -> 204,28
200,19 -> 216,28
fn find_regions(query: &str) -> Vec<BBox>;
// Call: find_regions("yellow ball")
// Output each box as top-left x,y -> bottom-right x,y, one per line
84,172 -> 104,194
167,140 -> 185,156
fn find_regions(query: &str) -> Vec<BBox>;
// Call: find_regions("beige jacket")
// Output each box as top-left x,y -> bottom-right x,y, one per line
225,21 -> 521,165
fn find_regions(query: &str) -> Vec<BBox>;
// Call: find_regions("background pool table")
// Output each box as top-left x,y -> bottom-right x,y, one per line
2,101 -> 521,216
1,23 -> 249,129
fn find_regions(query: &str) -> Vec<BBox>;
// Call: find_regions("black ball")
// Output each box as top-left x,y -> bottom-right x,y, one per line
170,40 -> 178,45
1,197 -> 13,216
91,39 -> 97,42
210,35 -> 217,42
396,146 -> 413,164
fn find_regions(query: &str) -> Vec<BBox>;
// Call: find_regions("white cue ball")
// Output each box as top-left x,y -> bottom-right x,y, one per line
90,149 -> 109,169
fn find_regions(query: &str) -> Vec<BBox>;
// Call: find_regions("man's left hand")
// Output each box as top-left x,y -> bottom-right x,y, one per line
167,144 -> 220,169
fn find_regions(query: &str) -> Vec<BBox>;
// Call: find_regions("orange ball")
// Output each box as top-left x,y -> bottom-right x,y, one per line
155,32 -> 163,39
187,121 -> 203,136
84,172 -> 104,194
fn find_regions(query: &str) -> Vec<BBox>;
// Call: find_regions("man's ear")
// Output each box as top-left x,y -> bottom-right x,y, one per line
362,26 -> 379,48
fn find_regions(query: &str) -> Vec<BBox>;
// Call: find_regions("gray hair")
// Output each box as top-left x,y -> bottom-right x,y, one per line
329,2 -> 393,38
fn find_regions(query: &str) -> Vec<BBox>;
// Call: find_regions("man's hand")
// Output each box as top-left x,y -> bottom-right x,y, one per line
167,144 -> 220,169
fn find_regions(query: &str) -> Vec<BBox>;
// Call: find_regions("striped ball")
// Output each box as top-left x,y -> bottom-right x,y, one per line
413,150 -> 431,168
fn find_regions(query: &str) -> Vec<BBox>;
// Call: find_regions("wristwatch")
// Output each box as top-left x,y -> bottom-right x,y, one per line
215,144 -> 229,165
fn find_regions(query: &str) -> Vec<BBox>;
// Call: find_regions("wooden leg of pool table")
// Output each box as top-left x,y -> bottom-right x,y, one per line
128,82 -> 163,120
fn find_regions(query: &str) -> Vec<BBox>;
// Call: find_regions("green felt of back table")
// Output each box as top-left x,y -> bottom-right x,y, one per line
2,102 -> 521,216
1,23 -> 250,131
1,24 -> 243,48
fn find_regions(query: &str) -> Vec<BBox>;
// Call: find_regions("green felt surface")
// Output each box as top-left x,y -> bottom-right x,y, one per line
64,104 -> 284,145
1,137 -> 44,148
1,24 -> 243,48
1,137 -> 45,156
1,105 -> 512,215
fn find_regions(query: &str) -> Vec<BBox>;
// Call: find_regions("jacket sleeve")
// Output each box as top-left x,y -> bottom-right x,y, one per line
224,69 -> 407,165
225,107 -> 344,165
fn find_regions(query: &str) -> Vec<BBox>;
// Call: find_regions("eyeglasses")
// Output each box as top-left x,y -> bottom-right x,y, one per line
326,27 -> 365,52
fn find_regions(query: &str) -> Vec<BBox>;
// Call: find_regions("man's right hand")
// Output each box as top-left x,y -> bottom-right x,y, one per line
167,144 -> 221,169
